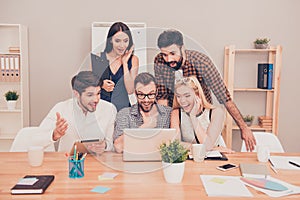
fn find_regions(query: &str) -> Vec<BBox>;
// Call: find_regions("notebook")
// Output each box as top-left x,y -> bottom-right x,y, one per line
240,163 -> 269,178
123,128 -> 178,161
11,175 -> 54,194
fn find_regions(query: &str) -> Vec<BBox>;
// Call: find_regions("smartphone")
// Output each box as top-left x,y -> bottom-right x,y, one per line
216,163 -> 238,171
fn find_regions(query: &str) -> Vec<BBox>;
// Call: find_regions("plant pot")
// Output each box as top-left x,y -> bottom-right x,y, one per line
162,161 -> 185,183
6,100 -> 17,110
254,43 -> 269,49
245,121 -> 253,126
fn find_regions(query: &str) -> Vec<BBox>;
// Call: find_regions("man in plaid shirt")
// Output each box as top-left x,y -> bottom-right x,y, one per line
154,29 -> 256,151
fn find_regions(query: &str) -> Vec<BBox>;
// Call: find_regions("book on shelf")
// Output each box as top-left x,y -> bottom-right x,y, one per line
11,175 -> 54,194
240,163 -> 269,179
9,46 -> 20,53
257,63 -> 273,89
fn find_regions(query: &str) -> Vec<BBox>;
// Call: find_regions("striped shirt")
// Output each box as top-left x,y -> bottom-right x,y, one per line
154,50 -> 231,107
113,103 -> 172,141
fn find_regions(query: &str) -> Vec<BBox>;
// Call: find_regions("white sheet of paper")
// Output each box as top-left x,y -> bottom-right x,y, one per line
270,156 -> 300,170
241,176 -> 300,197
17,178 -> 38,185
200,175 -> 253,197
205,150 -> 222,158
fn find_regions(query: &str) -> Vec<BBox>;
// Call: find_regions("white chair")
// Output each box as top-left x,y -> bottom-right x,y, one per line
10,127 -> 55,152
241,132 -> 284,152
216,135 -> 226,147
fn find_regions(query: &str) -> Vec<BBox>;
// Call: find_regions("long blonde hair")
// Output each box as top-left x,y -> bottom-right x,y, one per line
173,76 -> 214,110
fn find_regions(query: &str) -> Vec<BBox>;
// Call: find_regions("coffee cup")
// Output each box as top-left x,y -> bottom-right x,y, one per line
28,146 -> 44,167
192,144 -> 206,162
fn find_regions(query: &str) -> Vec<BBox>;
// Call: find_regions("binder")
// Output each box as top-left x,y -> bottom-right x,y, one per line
267,64 -> 273,89
0,54 -> 20,82
257,63 -> 273,89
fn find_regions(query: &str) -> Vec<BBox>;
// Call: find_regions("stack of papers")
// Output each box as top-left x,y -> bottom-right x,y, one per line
270,156 -> 300,170
98,172 -> 118,181
200,175 -> 253,197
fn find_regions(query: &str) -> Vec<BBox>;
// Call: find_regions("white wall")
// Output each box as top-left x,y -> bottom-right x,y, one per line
0,0 -> 299,152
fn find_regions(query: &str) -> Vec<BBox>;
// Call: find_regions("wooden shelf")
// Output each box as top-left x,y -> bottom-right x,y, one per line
232,125 -> 272,131
223,45 -> 282,148
234,48 -> 277,53
234,88 -> 274,92
0,134 -> 15,140
0,109 -> 22,113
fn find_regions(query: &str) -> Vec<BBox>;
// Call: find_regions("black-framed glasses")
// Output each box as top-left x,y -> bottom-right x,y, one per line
135,91 -> 156,100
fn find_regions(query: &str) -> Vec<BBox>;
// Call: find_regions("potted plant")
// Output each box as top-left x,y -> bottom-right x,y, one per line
254,38 -> 270,49
243,115 -> 254,126
159,139 -> 188,183
4,90 -> 19,110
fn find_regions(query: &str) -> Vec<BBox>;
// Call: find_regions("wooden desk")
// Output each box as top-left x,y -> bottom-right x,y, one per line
0,152 -> 299,199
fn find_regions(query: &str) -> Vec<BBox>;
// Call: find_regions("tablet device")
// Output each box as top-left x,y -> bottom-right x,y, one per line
69,139 -> 101,155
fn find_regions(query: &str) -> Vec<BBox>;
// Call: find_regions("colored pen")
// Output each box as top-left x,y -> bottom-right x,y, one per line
80,153 -> 87,160
289,161 -> 300,168
73,145 -> 77,160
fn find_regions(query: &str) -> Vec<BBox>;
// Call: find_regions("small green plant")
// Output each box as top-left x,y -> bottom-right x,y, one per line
159,139 -> 188,163
4,90 -> 19,101
243,115 -> 254,122
254,38 -> 270,44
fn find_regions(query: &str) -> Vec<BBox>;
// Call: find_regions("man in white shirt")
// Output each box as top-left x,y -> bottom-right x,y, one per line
39,71 -> 117,152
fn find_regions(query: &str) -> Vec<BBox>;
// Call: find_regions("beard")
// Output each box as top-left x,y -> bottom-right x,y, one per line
166,56 -> 183,71
138,102 -> 155,113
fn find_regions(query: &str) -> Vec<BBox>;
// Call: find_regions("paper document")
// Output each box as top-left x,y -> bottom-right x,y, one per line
200,175 -> 252,197
241,176 -> 300,197
206,151 -> 222,158
270,156 -> 300,170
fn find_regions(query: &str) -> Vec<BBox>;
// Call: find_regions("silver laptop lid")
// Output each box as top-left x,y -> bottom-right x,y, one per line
123,128 -> 178,161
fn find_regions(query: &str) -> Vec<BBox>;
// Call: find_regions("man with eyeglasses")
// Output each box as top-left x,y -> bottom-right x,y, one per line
113,72 -> 172,153
154,29 -> 256,152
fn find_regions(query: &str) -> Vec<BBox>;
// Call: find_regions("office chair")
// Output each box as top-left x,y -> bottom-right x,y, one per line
10,127 -> 55,152
240,131 -> 284,152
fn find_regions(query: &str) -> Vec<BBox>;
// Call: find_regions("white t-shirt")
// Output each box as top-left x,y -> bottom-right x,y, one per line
39,98 -> 117,152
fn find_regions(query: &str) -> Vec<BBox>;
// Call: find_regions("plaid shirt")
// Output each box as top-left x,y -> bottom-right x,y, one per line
113,103 -> 172,141
154,50 -> 231,107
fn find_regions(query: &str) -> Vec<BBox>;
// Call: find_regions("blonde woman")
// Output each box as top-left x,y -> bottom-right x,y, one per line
171,76 -> 233,152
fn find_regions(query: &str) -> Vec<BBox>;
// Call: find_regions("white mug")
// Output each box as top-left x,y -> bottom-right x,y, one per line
28,146 -> 44,167
192,144 -> 206,162
257,145 -> 270,162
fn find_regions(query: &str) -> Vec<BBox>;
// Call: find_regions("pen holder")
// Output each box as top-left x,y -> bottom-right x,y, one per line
68,157 -> 85,178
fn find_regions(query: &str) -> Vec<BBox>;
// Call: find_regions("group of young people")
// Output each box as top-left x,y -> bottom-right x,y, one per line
38,22 -> 256,155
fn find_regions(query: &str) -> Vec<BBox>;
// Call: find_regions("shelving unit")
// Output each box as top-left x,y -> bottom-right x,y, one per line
223,45 -> 282,148
0,24 -> 29,151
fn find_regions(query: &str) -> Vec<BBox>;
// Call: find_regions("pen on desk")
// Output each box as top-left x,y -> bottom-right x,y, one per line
270,165 -> 278,174
289,161 -> 300,168
269,159 -> 278,174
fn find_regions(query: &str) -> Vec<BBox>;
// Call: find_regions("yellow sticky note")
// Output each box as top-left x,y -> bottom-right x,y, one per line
210,177 -> 226,184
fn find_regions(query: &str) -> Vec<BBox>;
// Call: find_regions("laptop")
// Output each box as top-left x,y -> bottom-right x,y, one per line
123,128 -> 178,161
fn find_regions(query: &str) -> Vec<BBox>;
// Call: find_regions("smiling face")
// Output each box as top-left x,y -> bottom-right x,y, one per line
111,31 -> 130,56
135,81 -> 157,113
160,44 -> 183,69
75,86 -> 101,114
175,85 -> 199,113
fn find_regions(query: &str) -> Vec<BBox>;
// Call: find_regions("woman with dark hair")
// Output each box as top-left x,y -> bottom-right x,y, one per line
91,22 -> 139,111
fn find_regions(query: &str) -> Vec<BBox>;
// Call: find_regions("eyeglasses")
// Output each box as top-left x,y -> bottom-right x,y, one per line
135,91 -> 156,100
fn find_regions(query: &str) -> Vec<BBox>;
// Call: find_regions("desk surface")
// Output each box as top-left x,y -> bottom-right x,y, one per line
0,152 -> 299,199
